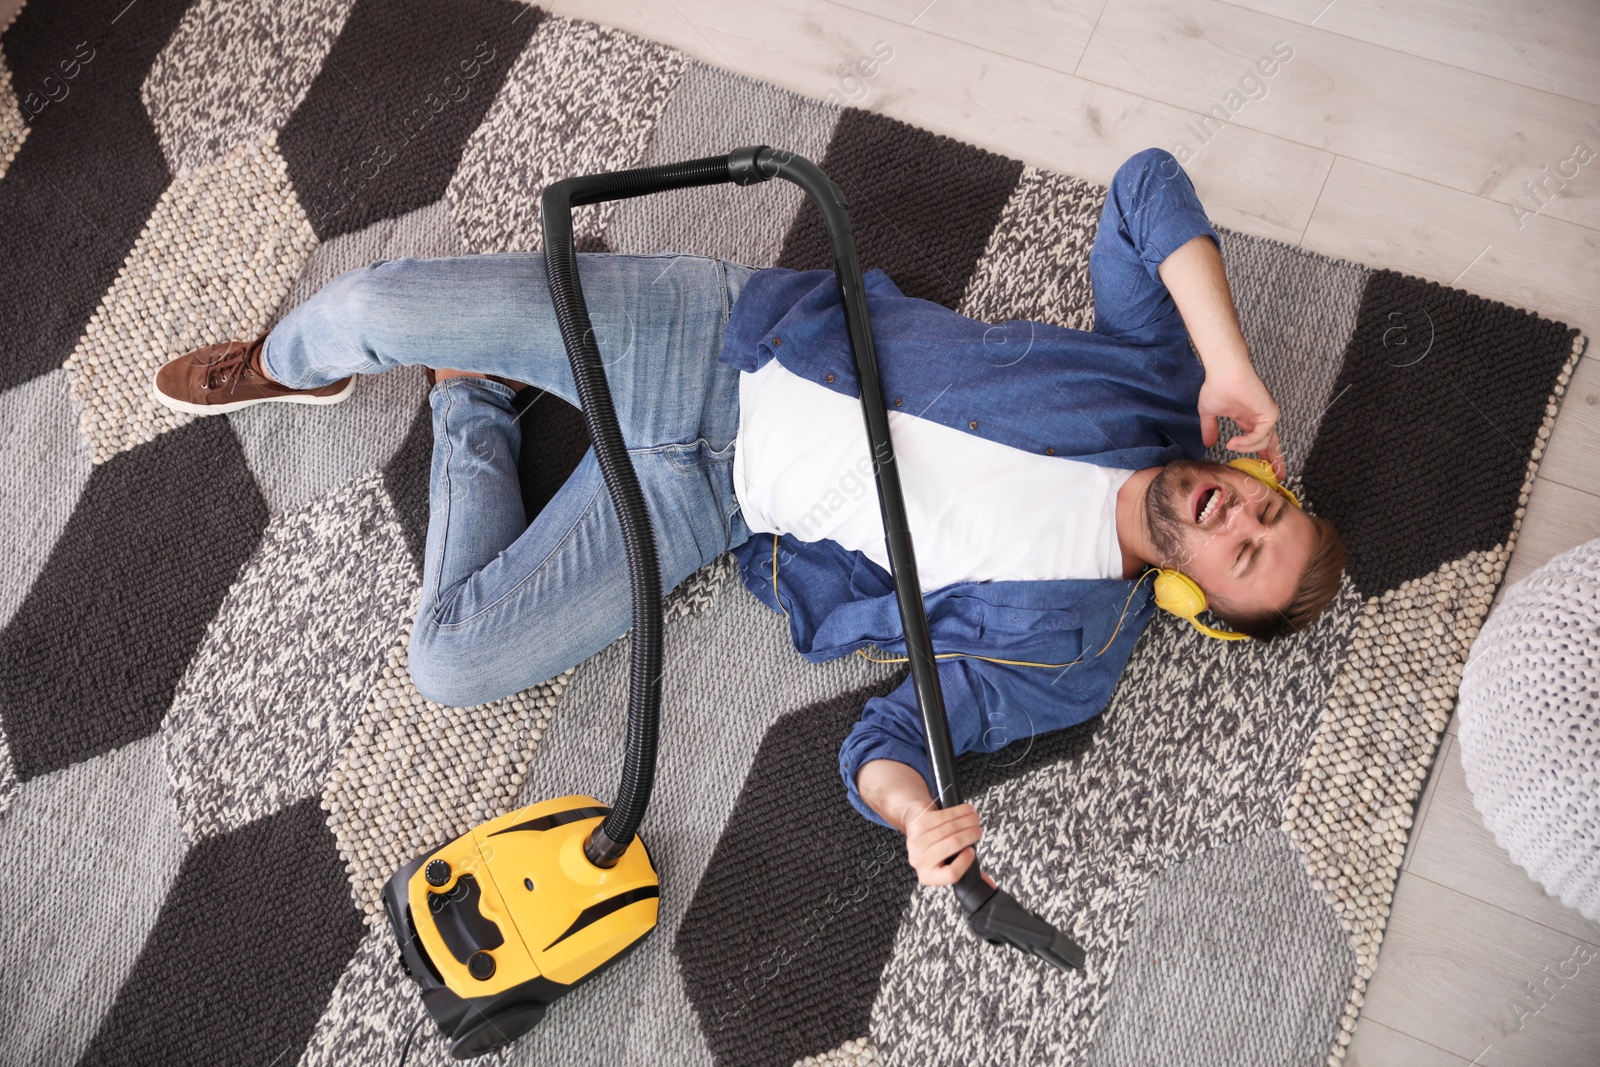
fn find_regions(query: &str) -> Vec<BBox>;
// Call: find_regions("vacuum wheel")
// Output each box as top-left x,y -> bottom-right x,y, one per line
449,1002 -> 547,1060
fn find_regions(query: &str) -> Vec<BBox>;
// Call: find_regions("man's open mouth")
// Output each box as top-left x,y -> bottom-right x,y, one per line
1192,484 -> 1224,526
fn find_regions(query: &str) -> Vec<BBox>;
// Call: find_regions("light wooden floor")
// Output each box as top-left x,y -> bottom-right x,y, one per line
538,1 -> 1600,1063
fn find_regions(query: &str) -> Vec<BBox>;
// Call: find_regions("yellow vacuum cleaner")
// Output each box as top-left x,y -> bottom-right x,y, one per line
383,146 -> 1085,1061
382,796 -> 658,1057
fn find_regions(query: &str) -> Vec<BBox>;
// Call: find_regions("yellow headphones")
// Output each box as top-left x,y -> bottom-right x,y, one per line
1151,458 -> 1302,641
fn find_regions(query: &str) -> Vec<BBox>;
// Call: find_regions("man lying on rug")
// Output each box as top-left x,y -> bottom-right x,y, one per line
152,148 -> 1346,889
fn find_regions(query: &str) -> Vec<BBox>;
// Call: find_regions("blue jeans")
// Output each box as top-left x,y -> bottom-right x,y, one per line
264,252 -> 760,707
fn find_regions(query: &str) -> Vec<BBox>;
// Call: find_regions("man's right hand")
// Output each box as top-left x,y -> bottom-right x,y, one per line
857,759 -> 1000,888
905,802 -> 990,887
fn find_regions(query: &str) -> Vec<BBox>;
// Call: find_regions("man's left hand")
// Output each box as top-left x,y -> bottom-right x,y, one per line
1198,359 -> 1286,480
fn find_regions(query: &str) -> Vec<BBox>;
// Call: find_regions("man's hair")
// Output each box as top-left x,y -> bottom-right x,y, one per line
1217,514 -> 1348,642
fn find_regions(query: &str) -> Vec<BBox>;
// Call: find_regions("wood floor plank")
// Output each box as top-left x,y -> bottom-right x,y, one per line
1487,476 -> 1598,630
1345,1017 -> 1471,1067
546,0 -> 1335,243
1213,0 -> 1325,19
1077,0 -> 1600,232
1537,344 -> 1600,498
1503,477 -> 1600,592
1299,155 -> 1600,382
1221,0 -> 1600,107
820,0 -> 928,22
1407,736 -> 1600,946
829,0 -> 1106,76
1479,478 -> 1598,702
1403,725 -> 1453,868
1361,874 -> 1600,1065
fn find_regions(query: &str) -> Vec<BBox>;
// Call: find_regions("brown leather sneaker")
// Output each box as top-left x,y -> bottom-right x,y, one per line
151,336 -> 354,416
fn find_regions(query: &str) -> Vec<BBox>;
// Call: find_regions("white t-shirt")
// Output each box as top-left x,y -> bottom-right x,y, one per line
732,360 -> 1132,594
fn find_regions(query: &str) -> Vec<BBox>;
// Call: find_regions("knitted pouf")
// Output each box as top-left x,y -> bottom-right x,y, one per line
1456,537 -> 1600,920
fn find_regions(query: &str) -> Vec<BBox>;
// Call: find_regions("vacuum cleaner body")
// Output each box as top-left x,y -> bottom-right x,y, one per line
381,795 -> 658,1058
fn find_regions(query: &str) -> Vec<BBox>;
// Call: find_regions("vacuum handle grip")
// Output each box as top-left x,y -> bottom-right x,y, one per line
953,859 -> 996,912
750,147 -> 1089,973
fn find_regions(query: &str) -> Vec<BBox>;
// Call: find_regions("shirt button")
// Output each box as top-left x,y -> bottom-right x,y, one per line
772,336 -> 781,346
825,374 -> 835,383
894,397 -> 903,406
1045,446 -> 1055,456
969,420 -> 978,429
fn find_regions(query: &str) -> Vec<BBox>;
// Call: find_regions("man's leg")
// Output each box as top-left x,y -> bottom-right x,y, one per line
384,253 -> 760,707
264,251 -> 738,434
1087,148 -> 1219,344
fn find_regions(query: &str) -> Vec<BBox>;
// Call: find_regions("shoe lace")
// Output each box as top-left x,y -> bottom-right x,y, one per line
197,340 -> 265,396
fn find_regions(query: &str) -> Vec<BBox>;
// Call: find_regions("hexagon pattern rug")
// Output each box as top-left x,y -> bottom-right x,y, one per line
0,3 -> 1585,1066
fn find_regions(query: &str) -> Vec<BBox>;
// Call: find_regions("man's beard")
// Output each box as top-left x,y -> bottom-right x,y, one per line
1143,459 -> 1218,567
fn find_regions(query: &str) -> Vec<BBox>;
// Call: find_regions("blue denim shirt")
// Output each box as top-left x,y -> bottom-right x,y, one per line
720,150 -> 1216,826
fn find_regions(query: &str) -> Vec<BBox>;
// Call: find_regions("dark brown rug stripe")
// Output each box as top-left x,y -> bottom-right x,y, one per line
678,668 -> 1107,1067
676,670 -> 914,1067
77,795 -> 367,1067
1300,269 -> 1579,597
379,395 -> 435,575
277,0 -> 542,240
514,388 -> 592,525
0,416 -> 268,781
379,386 -> 592,576
1,0 -> 190,97
777,107 -> 1023,309
0,0 -> 191,391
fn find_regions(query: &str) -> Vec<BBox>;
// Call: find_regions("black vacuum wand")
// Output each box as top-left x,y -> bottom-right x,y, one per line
541,146 -> 1086,972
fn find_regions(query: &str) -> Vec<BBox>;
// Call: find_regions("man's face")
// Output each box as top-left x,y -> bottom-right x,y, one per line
1143,459 -> 1317,621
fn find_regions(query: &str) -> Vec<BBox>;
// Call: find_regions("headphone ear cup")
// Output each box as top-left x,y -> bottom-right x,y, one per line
1151,568 -> 1252,641
1153,568 -> 1208,620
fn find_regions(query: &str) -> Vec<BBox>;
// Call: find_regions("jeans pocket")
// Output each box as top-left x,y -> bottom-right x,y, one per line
657,441 -> 705,476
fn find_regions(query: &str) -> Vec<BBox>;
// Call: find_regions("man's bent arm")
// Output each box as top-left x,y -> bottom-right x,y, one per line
1157,233 -> 1249,375
1158,233 -> 1285,471
857,757 -> 934,832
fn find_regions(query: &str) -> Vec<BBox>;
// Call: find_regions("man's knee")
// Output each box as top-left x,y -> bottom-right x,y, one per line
1116,147 -> 1185,188
272,265 -> 382,367
407,626 -> 485,708
305,264 -> 385,326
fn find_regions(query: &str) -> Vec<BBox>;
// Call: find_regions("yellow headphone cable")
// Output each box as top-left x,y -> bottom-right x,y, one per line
767,533 -> 1157,672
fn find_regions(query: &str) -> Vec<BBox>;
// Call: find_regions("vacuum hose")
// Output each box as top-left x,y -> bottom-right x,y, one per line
541,154 -> 741,866
541,148 -> 1087,971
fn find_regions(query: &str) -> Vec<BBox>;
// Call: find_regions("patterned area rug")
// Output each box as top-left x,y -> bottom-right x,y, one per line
0,2 -> 1585,1065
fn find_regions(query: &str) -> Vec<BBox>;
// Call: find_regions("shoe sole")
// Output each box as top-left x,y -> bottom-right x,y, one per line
150,368 -> 356,416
